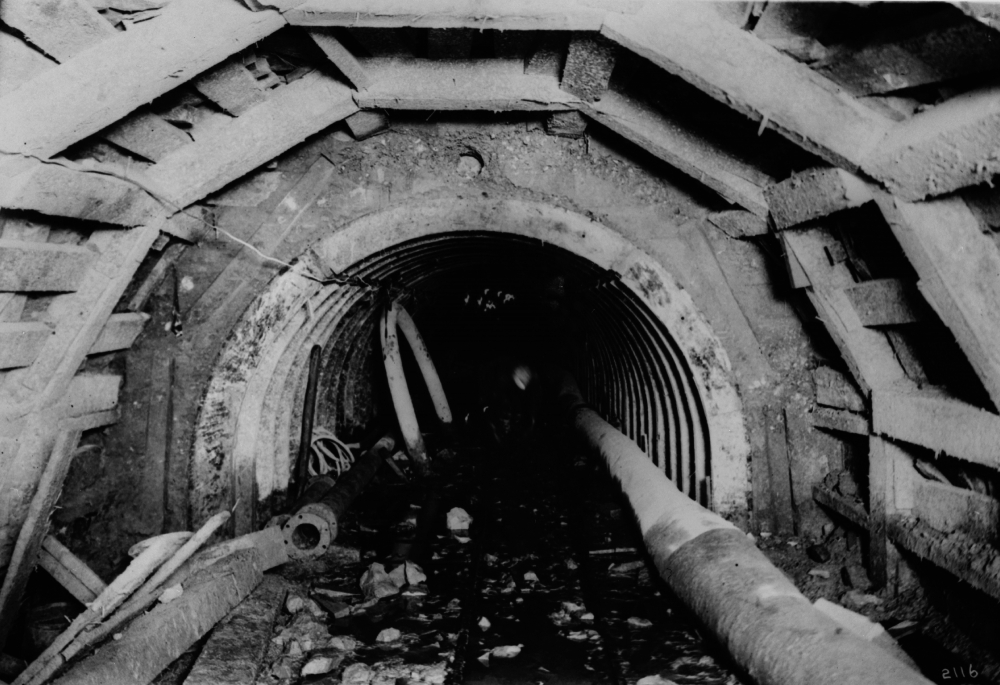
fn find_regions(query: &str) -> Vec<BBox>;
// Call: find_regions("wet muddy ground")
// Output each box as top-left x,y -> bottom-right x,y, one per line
144,429 -> 998,685
239,429 -> 746,685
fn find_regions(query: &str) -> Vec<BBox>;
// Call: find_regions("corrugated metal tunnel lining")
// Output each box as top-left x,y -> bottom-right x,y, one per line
192,196 -> 748,535
314,231 -> 712,503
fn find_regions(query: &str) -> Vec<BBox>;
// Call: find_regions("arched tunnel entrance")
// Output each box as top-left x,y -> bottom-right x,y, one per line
191,197 -> 748,536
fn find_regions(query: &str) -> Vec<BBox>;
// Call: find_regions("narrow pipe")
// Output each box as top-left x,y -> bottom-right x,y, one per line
395,305 -> 452,425
381,303 -> 430,474
555,373 -> 932,685
293,345 -> 323,500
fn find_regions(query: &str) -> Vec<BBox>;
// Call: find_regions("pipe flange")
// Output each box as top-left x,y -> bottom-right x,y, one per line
282,510 -> 333,560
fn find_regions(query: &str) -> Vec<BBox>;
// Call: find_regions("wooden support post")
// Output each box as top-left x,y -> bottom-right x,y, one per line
37,536 -> 106,605
601,2 -> 892,173
286,0 -> 623,31
51,549 -> 264,685
766,167 -> 873,230
581,89 -> 773,217
181,575 -> 287,685
764,404 -> 794,535
355,58 -> 575,111
308,29 -> 372,90
868,436 -> 916,592
560,32 -> 617,102
142,356 -> 175,535
0,429 -> 83,651
864,83 -> 1000,200
875,193 -> 1000,410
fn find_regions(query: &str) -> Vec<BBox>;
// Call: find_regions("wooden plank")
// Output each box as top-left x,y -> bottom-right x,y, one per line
345,111 -> 389,140
0,223 -> 162,570
807,288 -> 909,397
192,56 -> 267,116
582,88 -> 773,217
812,482 -> 868,528
146,70 -> 357,208
815,12 -> 1000,96
864,83 -> 1000,200
88,313 -> 150,355
913,477 -> 1000,539
63,407 -> 121,433
51,549 -> 264,685
307,29 -> 372,90
872,383 -> 1000,470
706,210 -> 768,238
869,436 -> 901,587
0,0 -> 115,63
814,365 -> 866,412
813,406 -> 869,435
0,31 -> 56,98
0,323 -> 50,370
0,241 -> 94,293
560,32 -> 617,103
601,2 -> 893,173
764,404 -> 794,535
160,208 -> 211,243
57,374 -> 121,418
888,516 -> 1000,602
0,429 -> 82,650
182,575 -> 287,685
0,0 -> 285,159
875,193 -> 1000,408
781,227 -> 908,396
38,536 -> 106,604
766,167 -> 873,230
142,356 -> 174,535
286,0 -> 620,31
354,58 -> 576,111
101,109 -> 191,163
0,159 -> 162,227
842,279 -> 928,327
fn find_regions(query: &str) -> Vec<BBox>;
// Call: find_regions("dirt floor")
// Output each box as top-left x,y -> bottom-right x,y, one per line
153,430 -> 1000,685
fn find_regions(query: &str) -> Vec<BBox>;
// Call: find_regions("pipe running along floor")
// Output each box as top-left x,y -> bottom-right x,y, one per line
254,428 -> 745,685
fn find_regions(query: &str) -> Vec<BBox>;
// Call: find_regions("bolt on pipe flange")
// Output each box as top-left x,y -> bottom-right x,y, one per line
282,508 -> 335,560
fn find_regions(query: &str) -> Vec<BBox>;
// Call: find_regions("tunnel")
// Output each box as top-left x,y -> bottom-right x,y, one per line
190,197 -> 748,537
5,3 -> 1000,683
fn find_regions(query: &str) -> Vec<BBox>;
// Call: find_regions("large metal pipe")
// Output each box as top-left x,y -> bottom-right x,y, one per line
283,435 -> 396,559
554,373 -> 932,685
